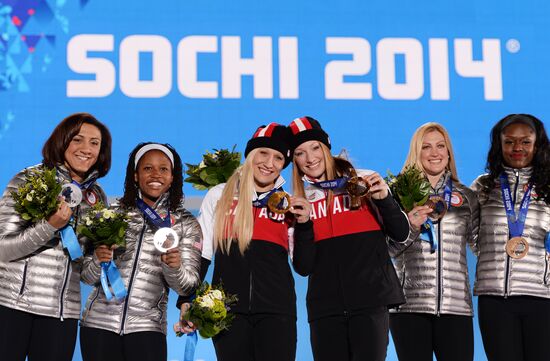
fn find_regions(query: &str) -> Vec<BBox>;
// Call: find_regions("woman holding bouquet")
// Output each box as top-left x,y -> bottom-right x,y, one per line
388,122 -> 479,361
177,123 -> 314,361
471,114 -> 550,361
288,116 -> 409,361
79,142 -> 202,361
0,113 -> 111,361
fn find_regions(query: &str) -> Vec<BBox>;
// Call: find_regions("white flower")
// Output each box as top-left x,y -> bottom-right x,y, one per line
26,194 -> 33,202
41,183 -> 48,191
103,209 -> 116,219
209,290 -> 223,300
86,219 -> 93,226
199,296 -> 215,308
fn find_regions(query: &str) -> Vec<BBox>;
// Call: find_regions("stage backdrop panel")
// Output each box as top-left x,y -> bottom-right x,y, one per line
2,1 -> 550,360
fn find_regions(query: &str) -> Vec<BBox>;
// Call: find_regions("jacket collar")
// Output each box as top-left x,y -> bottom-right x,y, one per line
431,170 -> 452,194
503,166 -> 533,178
137,190 -> 171,210
55,164 -> 99,186
253,175 -> 286,202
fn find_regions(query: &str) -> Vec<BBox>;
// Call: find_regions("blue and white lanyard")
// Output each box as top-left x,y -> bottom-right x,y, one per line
499,173 -> 532,239
420,178 -> 452,253
136,198 -> 172,228
60,179 -> 96,260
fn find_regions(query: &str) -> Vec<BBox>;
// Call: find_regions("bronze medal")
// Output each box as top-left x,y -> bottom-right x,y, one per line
425,195 -> 448,221
267,191 -> 291,214
506,237 -> 529,259
346,176 -> 370,197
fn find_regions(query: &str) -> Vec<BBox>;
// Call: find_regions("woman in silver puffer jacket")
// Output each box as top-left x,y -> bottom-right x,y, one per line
0,113 -> 112,361
79,142 -> 201,361
471,114 -> 550,361
389,122 -> 480,361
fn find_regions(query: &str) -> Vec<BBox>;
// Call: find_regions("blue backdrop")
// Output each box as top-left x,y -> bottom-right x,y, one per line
2,0 -> 550,360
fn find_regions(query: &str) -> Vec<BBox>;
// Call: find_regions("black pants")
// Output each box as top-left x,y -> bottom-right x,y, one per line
310,306 -> 389,361
80,326 -> 167,361
212,313 -> 296,361
0,305 -> 78,361
389,312 -> 473,361
478,295 -> 550,361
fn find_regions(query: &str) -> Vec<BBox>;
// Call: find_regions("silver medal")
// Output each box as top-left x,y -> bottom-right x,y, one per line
60,183 -> 82,208
153,227 -> 179,252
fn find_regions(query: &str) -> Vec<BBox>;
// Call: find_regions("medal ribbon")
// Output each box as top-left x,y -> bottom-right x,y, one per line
60,225 -> 83,260
59,177 -> 97,261
499,173 -> 532,238
420,219 -> 437,253
420,178 -> 452,252
312,177 -> 349,190
72,178 -> 96,191
100,260 -> 127,301
183,295 -> 198,361
183,331 -> 198,361
252,188 -> 282,208
545,232 -> 550,253
136,199 -> 172,228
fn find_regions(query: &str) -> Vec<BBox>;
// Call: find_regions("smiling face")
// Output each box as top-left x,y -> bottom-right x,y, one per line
63,123 -> 102,182
252,147 -> 285,192
420,130 -> 449,181
134,150 -> 174,206
501,122 -> 536,169
293,140 -> 327,181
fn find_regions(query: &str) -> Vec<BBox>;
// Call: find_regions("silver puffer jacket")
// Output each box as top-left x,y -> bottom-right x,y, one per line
471,167 -> 550,298
0,164 -> 107,320
389,172 -> 480,316
80,194 -> 202,335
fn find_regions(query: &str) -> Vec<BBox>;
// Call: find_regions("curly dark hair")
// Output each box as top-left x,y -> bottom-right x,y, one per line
484,114 -> 550,203
120,142 -> 184,212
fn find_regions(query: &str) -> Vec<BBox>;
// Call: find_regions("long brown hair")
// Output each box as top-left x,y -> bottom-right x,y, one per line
42,113 -> 112,178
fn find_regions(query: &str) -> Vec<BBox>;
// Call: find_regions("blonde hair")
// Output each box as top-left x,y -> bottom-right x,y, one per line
213,149 -> 258,255
402,122 -> 459,182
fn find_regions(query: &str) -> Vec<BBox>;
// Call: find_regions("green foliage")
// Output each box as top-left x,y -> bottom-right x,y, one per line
185,146 -> 241,190
77,203 -> 128,248
11,166 -> 62,223
386,165 -> 431,212
180,282 -> 238,339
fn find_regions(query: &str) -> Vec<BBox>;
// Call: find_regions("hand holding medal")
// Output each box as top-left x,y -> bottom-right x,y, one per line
345,168 -> 370,209
363,171 -> 389,200
288,196 -> 312,223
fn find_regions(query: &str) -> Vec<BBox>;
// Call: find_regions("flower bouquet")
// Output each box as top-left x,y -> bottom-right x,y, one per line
178,282 -> 238,339
78,203 -> 129,300
385,164 -> 431,212
11,166 -> 62,222
77,203 -> 129,248
184,147 -> 241,190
